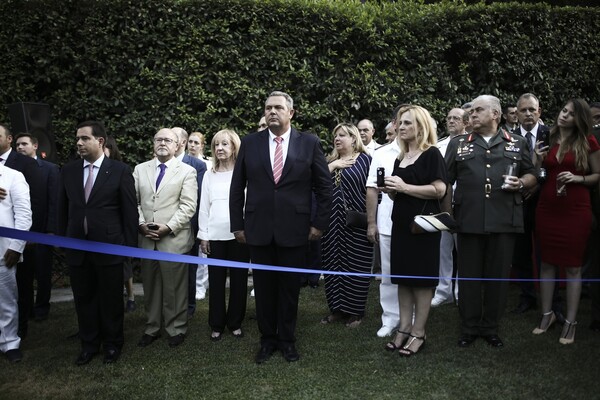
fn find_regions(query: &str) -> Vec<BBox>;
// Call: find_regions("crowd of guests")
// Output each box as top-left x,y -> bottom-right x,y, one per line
0,91 -> 599,366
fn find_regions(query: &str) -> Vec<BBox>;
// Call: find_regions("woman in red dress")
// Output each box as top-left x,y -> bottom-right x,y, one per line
533,99 -> 600,344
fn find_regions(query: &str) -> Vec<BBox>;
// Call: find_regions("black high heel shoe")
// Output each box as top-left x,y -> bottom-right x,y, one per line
385,330 -> 410,352
398,334 -> 426,357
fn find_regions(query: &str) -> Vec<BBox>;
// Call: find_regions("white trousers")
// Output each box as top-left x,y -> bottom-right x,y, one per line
196,250 -> 209,296
0,264 -> 20,352
434,231 -> 458,301
379,234 -> 400,327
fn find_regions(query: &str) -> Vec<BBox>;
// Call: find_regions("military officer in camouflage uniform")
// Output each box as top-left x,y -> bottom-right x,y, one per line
445,95 -> 537,348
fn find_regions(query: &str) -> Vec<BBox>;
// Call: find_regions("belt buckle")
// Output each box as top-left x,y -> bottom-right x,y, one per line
485,184 -> 492,194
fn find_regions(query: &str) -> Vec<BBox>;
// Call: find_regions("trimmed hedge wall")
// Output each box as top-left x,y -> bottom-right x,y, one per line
0,0 -> 599,165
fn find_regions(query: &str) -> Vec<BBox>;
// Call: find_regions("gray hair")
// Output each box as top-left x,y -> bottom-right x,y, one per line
517,93 -> 540,109
267,91 -> 294,110
473,95 -> 502,115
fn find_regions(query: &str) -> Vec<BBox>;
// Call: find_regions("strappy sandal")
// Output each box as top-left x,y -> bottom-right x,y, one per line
345,315 -> 362,328
320,312 -> 344,324
385,330 -> 410,351
399,334 -> 426,357
532,311 -> 556,335
559,320 -> 577,345
210,331 -> 222,342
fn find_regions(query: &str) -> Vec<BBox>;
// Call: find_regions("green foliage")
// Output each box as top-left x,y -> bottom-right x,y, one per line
0,0 -> 599,165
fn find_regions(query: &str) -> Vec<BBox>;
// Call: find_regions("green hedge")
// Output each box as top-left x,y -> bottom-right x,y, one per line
0,0 -> 599,165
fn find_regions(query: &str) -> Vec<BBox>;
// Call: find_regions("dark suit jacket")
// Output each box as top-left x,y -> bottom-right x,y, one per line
182,154 -> 207,234
513,124 -> 550,229
57,157 -> 138,266
35,158 -> 60,233
230,128 -> 332,247
4,149 -> 44,232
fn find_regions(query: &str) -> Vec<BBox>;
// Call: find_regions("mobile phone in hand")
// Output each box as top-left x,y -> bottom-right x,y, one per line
376,167 -> 385,187
538,130 -> 550,149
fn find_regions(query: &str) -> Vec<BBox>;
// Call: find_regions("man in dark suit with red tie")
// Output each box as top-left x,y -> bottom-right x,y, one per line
230,91 -> 332,363
57,121 -> 138,365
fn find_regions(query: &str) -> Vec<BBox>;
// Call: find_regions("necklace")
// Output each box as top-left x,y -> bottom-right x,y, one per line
339,152 -> 357,161
406,150 -> 421,159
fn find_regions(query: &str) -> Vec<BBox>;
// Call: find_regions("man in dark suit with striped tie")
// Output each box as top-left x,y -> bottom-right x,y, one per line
230,91 -> 332,363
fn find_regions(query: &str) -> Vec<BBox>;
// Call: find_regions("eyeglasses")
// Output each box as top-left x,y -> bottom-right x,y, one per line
446,116 -> 462,121
154,138 -> 175,144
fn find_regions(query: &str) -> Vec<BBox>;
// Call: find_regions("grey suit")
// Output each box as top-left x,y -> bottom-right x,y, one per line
134,157 -> 197,337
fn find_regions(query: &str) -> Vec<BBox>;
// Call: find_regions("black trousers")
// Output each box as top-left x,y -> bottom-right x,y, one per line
208,240 -> 249,332
70,255 -> 124,353
34,244 -> 54,318
187,240 -> 200,311
249,243 -> 306,347
458,233 -> 514,336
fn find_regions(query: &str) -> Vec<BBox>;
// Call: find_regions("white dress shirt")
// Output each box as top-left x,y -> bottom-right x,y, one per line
268,128 -> 291,167
365,141 -> 400,236
83,154 -> 105,187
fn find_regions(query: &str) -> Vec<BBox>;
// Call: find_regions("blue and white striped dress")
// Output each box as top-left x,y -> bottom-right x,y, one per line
321,152 -> 373,317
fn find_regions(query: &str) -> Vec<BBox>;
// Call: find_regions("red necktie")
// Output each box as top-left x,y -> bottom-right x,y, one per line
273,137 -> 283,184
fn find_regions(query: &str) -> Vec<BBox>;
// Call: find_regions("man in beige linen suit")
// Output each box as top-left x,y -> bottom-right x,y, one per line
134,128 -> 198,348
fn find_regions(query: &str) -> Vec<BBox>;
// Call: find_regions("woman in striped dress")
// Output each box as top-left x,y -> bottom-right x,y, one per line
321,123 -> 373,327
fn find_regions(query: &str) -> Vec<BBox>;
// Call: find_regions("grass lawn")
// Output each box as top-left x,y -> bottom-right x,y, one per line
2,281 -> 598,400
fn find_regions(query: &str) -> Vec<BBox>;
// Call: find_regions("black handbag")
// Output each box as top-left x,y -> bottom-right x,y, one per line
338,171 -> 368,229
345,209 -> 368,229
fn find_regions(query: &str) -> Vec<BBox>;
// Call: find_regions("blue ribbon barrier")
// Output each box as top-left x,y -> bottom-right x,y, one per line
0,226 -> 598,282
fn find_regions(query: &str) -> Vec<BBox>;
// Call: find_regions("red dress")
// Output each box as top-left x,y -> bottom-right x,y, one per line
536,135 -> 600,267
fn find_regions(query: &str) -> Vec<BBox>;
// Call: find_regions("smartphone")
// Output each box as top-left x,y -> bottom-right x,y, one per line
537,130 -> 550,149
376,167 -> 385,187
147,223 -> 159,230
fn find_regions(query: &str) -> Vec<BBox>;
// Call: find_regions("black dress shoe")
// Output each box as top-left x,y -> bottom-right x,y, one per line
66,331 -> 80,340
103,349 -> 120,364
5,349 -> 23,363
458,334 -> 477,347
281,344 -> 300,362
511,301 -> 535,314
34,313 -> 48,322
482,334 -> 504,348
75,351 -> 97,366
168,333 -> 185,348
255,345 -> 276,364
138,334 -> 159,348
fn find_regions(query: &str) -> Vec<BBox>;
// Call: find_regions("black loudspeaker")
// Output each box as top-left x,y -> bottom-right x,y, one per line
7,102 -> 57,162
